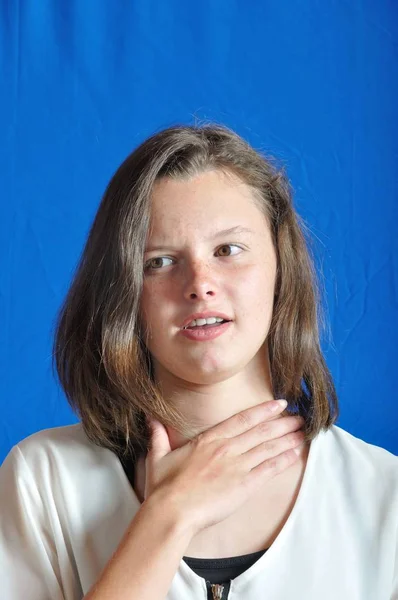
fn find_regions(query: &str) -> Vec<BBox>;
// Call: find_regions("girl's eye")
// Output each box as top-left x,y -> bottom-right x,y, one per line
144,244 -> 243,272
216,244 -> 242,257
145,256 -> 174,271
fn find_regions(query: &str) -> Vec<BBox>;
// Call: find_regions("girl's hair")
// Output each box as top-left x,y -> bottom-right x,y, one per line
52,123 -> 339,459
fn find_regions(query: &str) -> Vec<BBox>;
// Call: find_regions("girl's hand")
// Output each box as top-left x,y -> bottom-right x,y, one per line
144,401 -> 305,535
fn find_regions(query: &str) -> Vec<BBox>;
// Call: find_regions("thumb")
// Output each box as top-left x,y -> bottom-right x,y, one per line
147,416 -> 171,460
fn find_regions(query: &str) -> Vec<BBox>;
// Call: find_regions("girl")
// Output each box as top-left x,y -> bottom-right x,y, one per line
1,124 -> 397,599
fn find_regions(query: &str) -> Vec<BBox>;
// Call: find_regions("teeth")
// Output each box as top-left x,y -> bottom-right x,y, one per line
186,316 -> 225,328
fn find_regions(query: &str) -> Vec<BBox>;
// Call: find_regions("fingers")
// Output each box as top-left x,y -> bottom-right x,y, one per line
241,427 -> 306,471
146,418 -> 172,461
232,415 -> 305,455
203,400 -> 288,443
246,439 -> 306,489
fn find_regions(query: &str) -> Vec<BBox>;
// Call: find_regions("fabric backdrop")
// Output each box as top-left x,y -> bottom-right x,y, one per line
1,1 -> 397,462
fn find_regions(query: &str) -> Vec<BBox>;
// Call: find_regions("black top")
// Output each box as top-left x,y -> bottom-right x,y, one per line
184,549 -> 267,598
118,451 -> 268,599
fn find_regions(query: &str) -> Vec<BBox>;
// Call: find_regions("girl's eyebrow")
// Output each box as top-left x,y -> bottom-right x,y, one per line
145,226 -> 254,253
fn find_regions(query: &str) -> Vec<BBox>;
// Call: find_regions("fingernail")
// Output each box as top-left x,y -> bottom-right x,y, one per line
271,399 -> 287,411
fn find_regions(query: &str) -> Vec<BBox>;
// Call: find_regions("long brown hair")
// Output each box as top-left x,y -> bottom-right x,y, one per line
52,123 -> 339,459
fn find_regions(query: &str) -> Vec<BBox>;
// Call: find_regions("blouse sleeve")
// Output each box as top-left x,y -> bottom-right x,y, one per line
0,445 -> 66,599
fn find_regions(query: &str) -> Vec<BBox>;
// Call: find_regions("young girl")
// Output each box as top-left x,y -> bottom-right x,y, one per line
1,124 -> 397,600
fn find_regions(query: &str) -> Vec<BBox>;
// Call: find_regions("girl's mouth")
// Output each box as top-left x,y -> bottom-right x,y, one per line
180,320 -> 232,341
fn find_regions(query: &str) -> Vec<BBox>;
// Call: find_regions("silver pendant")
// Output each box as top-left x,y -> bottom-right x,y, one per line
210,583 -> 225,599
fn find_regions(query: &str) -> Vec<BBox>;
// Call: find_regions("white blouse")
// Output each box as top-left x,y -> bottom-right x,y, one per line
1,422 -> 397,599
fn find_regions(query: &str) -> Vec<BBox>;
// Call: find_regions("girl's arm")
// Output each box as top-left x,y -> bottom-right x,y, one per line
0,445 -> 194,600
84,491 -> 194,600
0,446 -> 72,599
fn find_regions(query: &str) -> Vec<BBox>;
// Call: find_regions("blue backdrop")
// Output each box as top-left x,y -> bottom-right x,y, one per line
1,1 -> 397,462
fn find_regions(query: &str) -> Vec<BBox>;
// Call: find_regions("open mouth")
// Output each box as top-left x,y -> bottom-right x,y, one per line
180,320 -> 233,341
183,319 -> 231,330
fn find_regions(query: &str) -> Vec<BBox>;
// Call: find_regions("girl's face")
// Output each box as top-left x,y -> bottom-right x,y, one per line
139,169 -> 277,385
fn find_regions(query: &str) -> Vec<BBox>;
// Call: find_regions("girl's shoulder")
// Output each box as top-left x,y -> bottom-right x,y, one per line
1,423 -> 120,489
328,424 -> 397,466
315,424 -> 398,496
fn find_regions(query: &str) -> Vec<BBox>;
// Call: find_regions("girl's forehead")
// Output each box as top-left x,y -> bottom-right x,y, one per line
152,170 -> 254,199
149,174 -> 261,222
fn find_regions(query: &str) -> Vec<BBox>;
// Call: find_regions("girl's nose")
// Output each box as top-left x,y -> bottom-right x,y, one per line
182,262 -> 218,302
